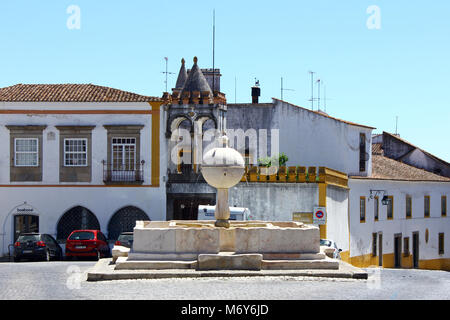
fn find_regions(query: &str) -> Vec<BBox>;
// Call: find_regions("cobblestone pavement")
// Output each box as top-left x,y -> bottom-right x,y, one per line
0,260 -> 449,300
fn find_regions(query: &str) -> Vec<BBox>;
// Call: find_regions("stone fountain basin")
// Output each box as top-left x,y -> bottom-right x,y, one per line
128,220 -> 320,262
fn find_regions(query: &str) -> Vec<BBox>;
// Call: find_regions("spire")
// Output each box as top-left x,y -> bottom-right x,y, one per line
181,57 -> 212,95
175,58 -> 188,89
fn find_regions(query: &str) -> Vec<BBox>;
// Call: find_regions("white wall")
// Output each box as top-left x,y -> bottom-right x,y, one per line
326,185 -> 350,252
275,100 -> 373,177
348,179 -> 450,261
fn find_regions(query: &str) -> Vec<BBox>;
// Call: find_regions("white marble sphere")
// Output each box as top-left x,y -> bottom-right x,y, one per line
201,136 -> 245,189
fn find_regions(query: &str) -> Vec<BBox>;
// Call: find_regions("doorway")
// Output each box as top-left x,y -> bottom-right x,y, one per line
394,234 -> 402,268
378,233 -> 383,266
168,193 -> 216,221
412,232 -> 419,268
14,215 -> 39,242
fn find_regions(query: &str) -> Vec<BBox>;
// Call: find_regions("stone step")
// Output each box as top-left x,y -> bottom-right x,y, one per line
115,260 -> 197,270
197,253 -> 262,270
261,258 -> 339,270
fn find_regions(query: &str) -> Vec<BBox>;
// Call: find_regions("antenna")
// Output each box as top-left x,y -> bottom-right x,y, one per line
234,76 -> 237,103
161,57 -> 175,93
395,116 -> 399,135
280,77 -> 295,101
316,78 -> 321,110
212,10 -> 215,93
308,71 -> 316,110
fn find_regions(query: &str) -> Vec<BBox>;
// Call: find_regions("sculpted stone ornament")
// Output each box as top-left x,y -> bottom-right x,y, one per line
201,135 -> 245,228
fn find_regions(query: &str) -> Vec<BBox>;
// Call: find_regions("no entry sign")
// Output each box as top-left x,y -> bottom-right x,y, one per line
313,207 -> 327,225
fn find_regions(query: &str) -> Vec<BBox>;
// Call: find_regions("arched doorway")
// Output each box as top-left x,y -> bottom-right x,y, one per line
57,206 -> 100,242
107,206 -> 150,241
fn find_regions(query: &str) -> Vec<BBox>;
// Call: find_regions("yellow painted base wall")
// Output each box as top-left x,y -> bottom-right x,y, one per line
341,251 -> 450,271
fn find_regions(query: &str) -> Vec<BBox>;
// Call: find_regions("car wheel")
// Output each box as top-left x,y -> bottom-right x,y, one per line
96,250 -> 101,261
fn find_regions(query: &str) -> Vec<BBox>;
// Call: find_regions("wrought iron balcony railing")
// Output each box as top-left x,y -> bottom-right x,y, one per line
102,160 -> 144,183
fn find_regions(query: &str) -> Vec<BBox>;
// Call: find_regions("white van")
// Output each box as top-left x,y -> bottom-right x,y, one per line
198,205 -> 250,221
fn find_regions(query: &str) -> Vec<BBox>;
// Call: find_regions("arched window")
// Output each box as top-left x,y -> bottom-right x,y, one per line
57,206 -> 100,241
107,206 -> 149,240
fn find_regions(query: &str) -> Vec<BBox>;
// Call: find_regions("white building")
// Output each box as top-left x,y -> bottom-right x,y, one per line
0,84 -> 165,255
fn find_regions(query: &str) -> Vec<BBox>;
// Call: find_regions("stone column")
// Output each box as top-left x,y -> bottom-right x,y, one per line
215,188 -> 230,228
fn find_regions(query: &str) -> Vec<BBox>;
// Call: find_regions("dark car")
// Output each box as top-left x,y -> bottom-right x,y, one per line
114,232 -> 134,248
13,233 -> 63,262
65,230 -> 111,260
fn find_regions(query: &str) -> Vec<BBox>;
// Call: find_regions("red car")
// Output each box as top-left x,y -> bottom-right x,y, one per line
65,230 -> 111,260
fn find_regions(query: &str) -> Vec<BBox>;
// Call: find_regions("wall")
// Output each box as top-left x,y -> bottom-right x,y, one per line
348,178 -> 450,269
326,185 -> 350,253
229,183 -> 318,221
226,100 -> 373,176
0,101 -> 166,256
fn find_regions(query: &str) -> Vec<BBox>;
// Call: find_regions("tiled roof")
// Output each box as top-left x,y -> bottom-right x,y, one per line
372,143 -> 384,155
352,155 -> 450,182
0,84 -> 161,103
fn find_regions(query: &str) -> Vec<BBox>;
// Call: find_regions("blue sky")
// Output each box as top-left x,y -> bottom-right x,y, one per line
0,1 -> 449,161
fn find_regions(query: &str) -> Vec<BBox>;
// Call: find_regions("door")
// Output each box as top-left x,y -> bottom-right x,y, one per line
412,232 -> 419,268
394,234 -> 402,268
14,215 -> 39,242
112,137 -> 136,181
378,233 -> 383,267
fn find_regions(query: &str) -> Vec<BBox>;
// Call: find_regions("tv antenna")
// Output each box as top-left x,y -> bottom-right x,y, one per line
308,71 -> 316,110
316,78 -> 321,110
161,57 -> 175,93
280,77 -> 295,101
322,83 -> 332,113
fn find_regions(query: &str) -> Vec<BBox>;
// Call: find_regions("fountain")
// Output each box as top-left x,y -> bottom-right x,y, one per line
113,135 -> 339,271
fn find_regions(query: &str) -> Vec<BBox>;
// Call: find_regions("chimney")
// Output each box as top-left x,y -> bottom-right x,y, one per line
251,80 -> 260,104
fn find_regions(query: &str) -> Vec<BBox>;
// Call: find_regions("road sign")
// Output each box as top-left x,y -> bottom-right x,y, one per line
313,207 -> 327,225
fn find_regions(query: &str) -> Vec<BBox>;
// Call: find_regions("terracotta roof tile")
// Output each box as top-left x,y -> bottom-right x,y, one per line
0,84 -> 161,103
352,155 -> 450,182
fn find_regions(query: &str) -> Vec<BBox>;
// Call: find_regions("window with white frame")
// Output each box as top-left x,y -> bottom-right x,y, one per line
14,138 -> 39,166
64,138 -> 88,166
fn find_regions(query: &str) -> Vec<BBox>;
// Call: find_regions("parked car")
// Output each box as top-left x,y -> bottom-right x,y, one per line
114,232 -> 134,248
320,239 -> 342,259
65,230 -> 111,261
13,233 -> 63,262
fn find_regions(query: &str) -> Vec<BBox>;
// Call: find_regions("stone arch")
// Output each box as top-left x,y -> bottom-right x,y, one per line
167,115 -> 193,137
107,206 -> 150,240
56,206 -> 100,241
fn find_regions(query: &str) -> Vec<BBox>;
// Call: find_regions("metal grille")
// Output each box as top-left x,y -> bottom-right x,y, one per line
57,206 -> 100,241
107,206 -> 149,240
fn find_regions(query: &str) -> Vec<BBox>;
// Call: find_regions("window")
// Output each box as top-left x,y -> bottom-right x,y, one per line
359,133 -> 366,172
403,237 -> 410,256
112,137 -> 136,171
387,196 -> 394,220
64,138 -> 87,166
372,233 -> 377,256
360,197 -> 366,222
406,195 -> 412,219
374,196 -> 379,221
14,138 -> 39,166
424,196 -> 430,218
439,233 -> 444,255
442,196 -> 447,217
